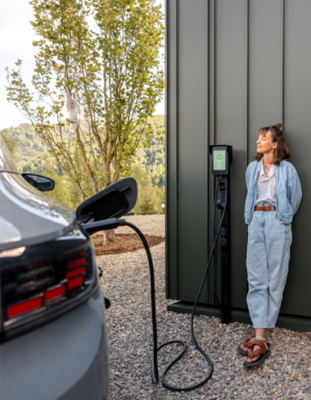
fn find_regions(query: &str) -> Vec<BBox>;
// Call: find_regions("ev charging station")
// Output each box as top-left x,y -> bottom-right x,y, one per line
209,145 -> 232,324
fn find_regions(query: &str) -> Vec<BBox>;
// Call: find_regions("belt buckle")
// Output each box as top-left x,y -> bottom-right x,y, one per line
269,205 -> 273,211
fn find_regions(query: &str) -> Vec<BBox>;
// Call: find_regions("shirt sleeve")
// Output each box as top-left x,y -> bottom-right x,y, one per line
288,168 -> 302,216
245,165 -> 251,191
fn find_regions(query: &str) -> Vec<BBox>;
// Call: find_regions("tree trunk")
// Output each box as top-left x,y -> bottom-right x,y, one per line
103,162 -> 111,186
103,229 -> 115,245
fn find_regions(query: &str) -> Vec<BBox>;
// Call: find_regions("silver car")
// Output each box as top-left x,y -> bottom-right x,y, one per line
0,134 -> 110,400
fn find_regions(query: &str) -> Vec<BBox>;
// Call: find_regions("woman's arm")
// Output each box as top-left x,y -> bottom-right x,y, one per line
245,164 -> 252,191
288,169 -> 302,216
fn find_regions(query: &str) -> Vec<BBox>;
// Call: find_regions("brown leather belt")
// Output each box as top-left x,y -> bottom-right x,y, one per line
254,205 -> 276,211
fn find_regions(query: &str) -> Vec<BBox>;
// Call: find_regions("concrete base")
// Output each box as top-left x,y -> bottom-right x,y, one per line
168,301 -> 311,333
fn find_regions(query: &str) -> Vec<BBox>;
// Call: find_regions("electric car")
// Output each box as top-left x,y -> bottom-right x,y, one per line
0,134 -> 110,400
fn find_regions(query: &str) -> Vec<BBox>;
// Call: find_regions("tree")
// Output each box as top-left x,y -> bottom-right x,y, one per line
6,0 -> 164,243
139,191 -> 156,215
131,164 -> 164,214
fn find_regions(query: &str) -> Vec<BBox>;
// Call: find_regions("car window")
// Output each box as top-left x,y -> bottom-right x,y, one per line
0,134 -> 18,173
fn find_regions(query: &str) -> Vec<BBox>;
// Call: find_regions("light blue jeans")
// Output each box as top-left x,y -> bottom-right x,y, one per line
246,204 -> 292,328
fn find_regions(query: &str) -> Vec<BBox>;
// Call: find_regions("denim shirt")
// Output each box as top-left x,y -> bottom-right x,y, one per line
244,160 -> 302,224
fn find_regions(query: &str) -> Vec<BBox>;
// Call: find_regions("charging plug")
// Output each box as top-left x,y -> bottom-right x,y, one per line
82,218 -> 126,235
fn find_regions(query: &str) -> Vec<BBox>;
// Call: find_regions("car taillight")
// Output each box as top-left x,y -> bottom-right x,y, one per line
7,295 -> 43,319
0,228 -> 97,342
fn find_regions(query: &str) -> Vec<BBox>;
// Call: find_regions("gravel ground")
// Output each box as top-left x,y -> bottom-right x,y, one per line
98,215 -> 311,399
115,214 -> 165,238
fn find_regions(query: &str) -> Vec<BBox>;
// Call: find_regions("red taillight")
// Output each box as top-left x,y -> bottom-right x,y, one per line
67,276 -> 84,291
67,257 -> 87,270
2,244 -> 92,322
5,256 -> 86,319
8,295 -> 43,319
45,284 -> 66,302
1,231 -> 98,342
66,266 -> 86,279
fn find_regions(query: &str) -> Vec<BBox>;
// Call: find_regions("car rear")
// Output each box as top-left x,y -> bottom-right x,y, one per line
0,134 -> 109,399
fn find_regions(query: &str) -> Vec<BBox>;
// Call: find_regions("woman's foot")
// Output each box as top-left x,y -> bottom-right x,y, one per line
246,337 -> 268,363
244,338 -> 271,367
238,329 -> 269,356
238,332 -> 255,353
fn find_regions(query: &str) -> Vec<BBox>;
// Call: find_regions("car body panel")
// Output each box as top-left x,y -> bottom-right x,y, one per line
0,287 -> 109,400
0,133 -> 110,399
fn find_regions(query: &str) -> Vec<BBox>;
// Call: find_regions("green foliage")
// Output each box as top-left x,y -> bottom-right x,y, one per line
126,115 -> 165,214
6,0 -> 165,203
43,168 -> 81,210
139,193 -> 156,215
131,164 -> 164,215
2,115 -> 165,213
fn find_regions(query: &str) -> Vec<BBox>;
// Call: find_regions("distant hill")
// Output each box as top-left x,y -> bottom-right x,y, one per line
1,123 -> 48,163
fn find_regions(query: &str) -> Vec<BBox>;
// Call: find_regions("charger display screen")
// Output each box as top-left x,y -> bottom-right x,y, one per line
213,150 -> 226,171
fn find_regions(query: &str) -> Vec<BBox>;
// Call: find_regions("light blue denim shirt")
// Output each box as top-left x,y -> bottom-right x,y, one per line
244,160 -> 302,224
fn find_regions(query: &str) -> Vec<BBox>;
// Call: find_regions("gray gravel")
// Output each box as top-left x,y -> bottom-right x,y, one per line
98,215 -> 311,399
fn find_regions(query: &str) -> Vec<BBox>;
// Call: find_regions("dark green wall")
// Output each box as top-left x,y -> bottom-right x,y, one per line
166,0 -> 311,326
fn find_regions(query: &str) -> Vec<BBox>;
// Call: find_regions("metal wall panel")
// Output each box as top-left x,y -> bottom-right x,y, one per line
166,0 -> 311,325
166,0 -> 178,299
176,0 -> 209,302
215,0 -> 248,308
281,0 -> 311,316
248,0 -> 284,308
248,0 -> 284,143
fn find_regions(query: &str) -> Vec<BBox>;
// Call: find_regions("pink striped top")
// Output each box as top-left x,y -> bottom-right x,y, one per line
255,160 -> 277,206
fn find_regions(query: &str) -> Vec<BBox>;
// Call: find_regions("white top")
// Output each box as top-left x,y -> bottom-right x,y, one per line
255,159 -> 277,206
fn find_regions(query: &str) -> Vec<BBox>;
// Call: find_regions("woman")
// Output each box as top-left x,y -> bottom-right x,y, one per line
238,123 -> 302,367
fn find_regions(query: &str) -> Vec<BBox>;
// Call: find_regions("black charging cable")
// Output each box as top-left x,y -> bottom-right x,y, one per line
126,176 -> 228,391
83,176 -> 227,392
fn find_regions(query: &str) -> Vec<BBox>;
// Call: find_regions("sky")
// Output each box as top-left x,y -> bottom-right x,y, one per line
0,0 -> 165,131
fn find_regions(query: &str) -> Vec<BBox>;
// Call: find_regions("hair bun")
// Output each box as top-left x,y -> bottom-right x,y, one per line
275,122 -> 282,129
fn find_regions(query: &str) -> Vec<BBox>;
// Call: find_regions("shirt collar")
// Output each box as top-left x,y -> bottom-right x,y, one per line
260,159 -> 275,177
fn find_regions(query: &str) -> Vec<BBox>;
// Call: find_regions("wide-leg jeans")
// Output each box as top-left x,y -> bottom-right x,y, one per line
246,209 -> 292,328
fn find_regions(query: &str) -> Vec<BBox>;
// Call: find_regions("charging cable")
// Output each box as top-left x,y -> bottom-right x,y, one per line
83,175 -> 227,392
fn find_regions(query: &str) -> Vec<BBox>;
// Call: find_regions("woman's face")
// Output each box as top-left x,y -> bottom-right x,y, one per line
256,131 -> 277,154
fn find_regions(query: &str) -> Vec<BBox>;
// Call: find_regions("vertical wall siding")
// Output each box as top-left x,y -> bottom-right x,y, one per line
207,0 -> 217,304
177,0 -> 209,302
166,0 -> 178,299
281,0 -> 311,317
247,0 -> 284,308
166,0 -> 311,319
248,0 -> 283,146
215,0 -> 248,308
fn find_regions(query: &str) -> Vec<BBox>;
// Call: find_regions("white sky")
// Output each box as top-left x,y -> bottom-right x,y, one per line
0,0 -> 165,131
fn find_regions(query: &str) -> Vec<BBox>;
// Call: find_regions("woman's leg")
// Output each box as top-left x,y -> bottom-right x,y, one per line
246,213 -> 292,363
246,211 -> 269,328
240,212 -> 269,355
265,213 -> 292,328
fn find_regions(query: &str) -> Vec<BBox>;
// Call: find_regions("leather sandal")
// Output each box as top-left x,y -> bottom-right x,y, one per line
237,333 -> 270,356
243,339 -> 271,368
237,332 -> 255,356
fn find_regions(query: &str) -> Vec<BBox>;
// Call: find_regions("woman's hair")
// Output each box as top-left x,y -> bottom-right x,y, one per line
254,123 -> 290,165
